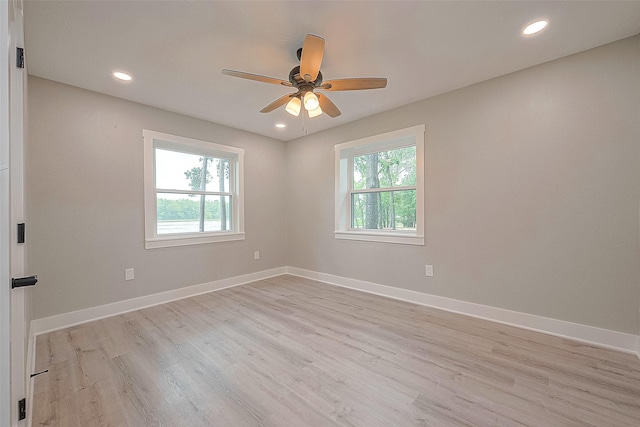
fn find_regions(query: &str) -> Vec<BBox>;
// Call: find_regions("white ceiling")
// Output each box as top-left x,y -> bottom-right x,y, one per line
23,1 -> 640,142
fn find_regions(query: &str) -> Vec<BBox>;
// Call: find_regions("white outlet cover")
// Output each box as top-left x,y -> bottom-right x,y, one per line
125,268 -> 135,281
425,265 -> 434,277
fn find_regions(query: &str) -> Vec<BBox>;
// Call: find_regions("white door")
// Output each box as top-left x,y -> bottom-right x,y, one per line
2,1 -> 27,426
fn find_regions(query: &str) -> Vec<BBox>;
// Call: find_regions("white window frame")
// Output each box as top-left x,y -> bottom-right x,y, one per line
335,124 -> 425,245
143,130 -> 245,249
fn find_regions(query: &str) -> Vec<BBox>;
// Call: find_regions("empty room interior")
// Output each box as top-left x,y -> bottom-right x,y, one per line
2,1 -> 640,426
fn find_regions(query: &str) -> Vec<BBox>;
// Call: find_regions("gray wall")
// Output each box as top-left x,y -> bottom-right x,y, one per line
26,35 -> 640,336
286,36 -> 640,334
26,77 -> 287,319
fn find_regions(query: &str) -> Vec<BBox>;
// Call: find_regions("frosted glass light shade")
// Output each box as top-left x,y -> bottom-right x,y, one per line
285,97 -> 301,116
303,91 -> 319,111
307,106 -> 322,118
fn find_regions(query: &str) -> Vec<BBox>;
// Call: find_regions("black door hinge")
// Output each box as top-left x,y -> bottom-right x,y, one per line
17,47 -> 24,69
18,398 -> 26,420
17,223 -> 25,243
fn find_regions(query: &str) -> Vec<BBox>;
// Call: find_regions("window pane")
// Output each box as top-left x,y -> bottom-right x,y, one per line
204,159 -> 230,193
156,193 -> 200,234
351,190 -> 416,231
203,195 -> 232,232
156,193 -> 232,234
353,146 -> 416,190
155,148 -> 230,192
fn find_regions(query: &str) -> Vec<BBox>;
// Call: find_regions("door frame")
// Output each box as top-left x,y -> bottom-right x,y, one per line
1,0 -> 13,424
9,1 -> 26,425
2,0 -> 27,425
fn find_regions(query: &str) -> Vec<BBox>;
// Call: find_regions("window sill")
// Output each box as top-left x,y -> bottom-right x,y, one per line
334,230 -> 424,246
145,232 -> 245,249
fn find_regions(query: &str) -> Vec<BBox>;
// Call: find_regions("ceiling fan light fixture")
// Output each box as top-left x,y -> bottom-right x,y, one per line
285,96 -> 301,116
221,34 -> 385,119
308,105 -> 323,118
303,91 -> 319,111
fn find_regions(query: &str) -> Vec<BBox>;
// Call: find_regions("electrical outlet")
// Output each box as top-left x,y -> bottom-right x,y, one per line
425,265 -> 434,277
125,268 -> 135,281
254,251 -> 260,260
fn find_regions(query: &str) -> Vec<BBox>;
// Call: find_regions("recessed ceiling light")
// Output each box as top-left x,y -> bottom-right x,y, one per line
522,20 -> 548,35
113,71 -> 132,81
275,123 -> 286,129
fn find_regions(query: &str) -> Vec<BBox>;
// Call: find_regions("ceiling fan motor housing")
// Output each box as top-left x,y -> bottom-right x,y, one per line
289,66 -> 323,87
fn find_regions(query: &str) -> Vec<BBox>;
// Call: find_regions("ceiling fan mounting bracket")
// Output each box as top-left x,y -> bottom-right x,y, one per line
289,66 -> 323,87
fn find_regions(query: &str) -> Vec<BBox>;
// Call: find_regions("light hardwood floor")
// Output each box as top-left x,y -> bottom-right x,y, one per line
32,275 -> 640,426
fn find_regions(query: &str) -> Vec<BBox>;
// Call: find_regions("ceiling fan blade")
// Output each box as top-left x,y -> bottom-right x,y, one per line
260,94 -> 293,113
222,69 -> 292,87
317,93 -> 341,118
319,78 -> 387,91
300,34 -> 325,83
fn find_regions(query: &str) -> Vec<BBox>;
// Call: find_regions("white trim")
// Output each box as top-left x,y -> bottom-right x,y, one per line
285,267 -> 640,356
143,129 -> 245,249
334,124 -> 425,152
145,231 -> 245,249
334,124 -> 425,246
27,266 -> 640,358
0,2 -> 12,425
8,2 -> 27,426
334,231 -> 424,246
30,267 -> 285,336
145,130 -> 244,158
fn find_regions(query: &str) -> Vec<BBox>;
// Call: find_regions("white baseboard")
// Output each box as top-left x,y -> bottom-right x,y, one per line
28,265 -> 640,359
30,267 -> 286,336
286,267 -> 640,357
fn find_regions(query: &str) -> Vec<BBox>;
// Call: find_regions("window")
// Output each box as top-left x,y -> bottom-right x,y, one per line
143,130 -> 244,249
335,125 -> 424,245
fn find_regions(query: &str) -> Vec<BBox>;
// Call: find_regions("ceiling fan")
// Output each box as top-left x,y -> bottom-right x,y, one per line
221,34 -> 387,119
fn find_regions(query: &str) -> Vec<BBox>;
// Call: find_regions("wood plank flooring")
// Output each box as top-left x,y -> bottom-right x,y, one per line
32,275 -> 640,426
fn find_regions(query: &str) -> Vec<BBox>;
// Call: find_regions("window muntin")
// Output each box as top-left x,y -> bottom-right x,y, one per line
335,125 -> 424,245
144,130 -> 244,248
